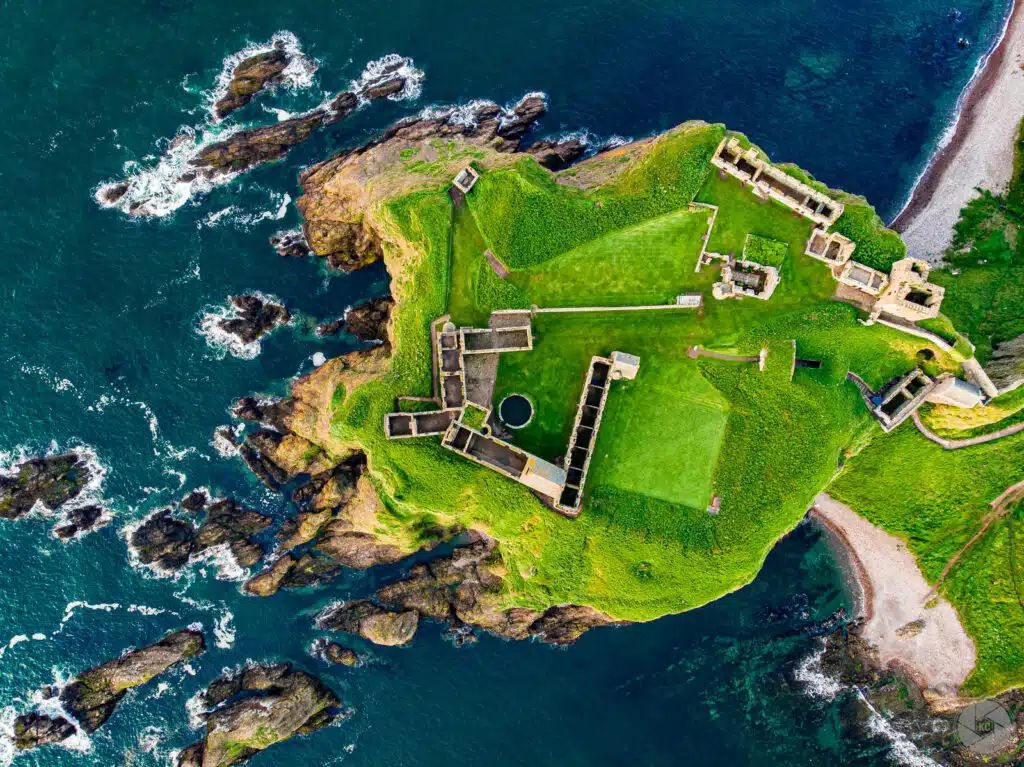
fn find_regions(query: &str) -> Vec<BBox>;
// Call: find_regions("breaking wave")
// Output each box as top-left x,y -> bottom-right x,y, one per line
198,191 -> 291,230
351,53 -> 425,103
196,290 -> 291,360
206,31 -> 318,119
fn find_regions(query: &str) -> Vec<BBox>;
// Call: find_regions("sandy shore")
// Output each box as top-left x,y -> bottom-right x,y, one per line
890,0 -> 1024,262
810,493 -> 976,698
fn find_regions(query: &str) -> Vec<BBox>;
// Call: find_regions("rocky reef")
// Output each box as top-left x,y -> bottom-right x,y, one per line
191,58 -> 414,178
318,536 -> 620,646
269,229 -> 311,258
177,663 -> 342,767
214,45 -> 292,120
0,452 -> 104,538
215,294 -> 291,346
13,628 -> 205,750
317,296 -> 394,341
526,137 -> 588,170
129,494 -> 271,573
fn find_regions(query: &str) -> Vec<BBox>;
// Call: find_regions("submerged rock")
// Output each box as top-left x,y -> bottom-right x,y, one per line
214,46 -> 291,120
318,600 -> 419,646
0,453 -> 90,520
178,663 -> 340,767
14,629 -> 205,751
217,295 -> 290,345
323,643 -> 362,667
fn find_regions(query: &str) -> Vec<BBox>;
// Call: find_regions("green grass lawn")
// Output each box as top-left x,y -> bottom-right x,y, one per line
506,208 -> 711,307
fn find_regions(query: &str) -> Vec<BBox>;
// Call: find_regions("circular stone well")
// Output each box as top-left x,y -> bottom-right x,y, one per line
499,394 -> 534,429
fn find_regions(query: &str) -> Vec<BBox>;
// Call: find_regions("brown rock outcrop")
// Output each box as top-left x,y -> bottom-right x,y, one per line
318,600 -> 418,646
214,47 -> 291,119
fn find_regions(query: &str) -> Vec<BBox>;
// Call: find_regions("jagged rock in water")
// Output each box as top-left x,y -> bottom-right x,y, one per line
12,712 -> 76,750
129,509 -> 196,571
323,643 -> 362,667
217,295 -> 290,345
179,489 -> 208,514
53,504 -> 103,539
315,317 -> 345,337
194,498 -> 271,568
130,499 -> 270,573
984,333 -> 1024,394
318,600 -> 419,646
527,138 -> 587,170
14,629 -> 205,751
243,553 -> 295,596
192,112 -> 327,176
343,297 -> 394,342
177,663 -> 340,767
329,92 -> 358,122
269,230 -> 310,258
0,453 -> 90,520
214,47 -> 290,119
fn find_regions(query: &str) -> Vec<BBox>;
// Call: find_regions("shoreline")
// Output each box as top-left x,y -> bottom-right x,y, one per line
889,0 -> 1024,261
809,493 -> 977,700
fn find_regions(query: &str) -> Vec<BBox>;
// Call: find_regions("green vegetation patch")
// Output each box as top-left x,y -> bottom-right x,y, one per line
461,403 -> 489,431
742,234 -> 788,268
507,209 -> 710,307
467,124 -> 724,269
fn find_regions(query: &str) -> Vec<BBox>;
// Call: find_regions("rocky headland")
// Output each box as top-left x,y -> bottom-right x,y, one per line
219,97 -> 633,645
0,452 -> 105,538
129,493 -> 272,573
13,628 -> 205,750
177,663 -> 342,767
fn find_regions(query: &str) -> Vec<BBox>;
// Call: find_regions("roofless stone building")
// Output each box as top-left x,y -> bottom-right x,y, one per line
384,311 -> 640,517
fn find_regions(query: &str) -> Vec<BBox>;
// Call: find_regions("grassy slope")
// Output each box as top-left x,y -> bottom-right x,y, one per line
828,427 -> 1024,695
828,120 -> 1024,696
326,124 -> 995,646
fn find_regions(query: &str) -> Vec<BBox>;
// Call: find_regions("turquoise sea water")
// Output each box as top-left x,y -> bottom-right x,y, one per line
0,0 -> 1012,763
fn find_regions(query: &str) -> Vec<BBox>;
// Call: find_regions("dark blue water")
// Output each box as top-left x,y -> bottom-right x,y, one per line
0,0 -> 1010,763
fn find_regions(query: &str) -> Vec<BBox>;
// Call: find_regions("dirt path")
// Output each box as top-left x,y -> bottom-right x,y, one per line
925,478 -> 1024,600
484,249 -> 509,278
911,410 -> 1024,449
687,346 -> 758,362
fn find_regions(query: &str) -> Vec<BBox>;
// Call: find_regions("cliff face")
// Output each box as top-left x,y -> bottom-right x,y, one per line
985,333 -> 1024,394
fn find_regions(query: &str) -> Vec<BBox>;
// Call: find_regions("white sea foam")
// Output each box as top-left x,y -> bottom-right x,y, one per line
312,352 -> 327,367
206,31 -> 318,119
193,543 -> 248,582
94,122 -> 245,218
793,640 -> 843,701
213,610 -> 236,649
196,291 -> 290,360
128,604 -> 168,617
351,53 -> 425,104
211,425 -> 242,458
858,690 -> 940,766
198,191 -> 291,230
